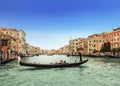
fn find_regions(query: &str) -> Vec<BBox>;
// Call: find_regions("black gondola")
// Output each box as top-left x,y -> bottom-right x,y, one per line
19,59 -> 88,68
0,58 -> 16,65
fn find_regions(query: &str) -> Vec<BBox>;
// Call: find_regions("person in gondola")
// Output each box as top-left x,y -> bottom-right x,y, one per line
0,46 -> 3,61
17,53 -> 21,65
7,47 -> 10,59
77,49 -> 82,62
60,60 -> 64,64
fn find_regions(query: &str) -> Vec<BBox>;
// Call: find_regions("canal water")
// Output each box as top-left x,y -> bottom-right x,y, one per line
0,55 -> 120,86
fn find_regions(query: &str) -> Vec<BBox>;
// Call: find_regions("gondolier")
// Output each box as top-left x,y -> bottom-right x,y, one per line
78,51 -> 82,61
77,48 -> 83,62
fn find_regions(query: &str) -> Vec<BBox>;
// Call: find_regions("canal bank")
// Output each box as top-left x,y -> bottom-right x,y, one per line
0,55 -> 120,86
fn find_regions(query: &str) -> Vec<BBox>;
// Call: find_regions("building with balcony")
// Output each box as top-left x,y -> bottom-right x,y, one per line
0,27 -> 41,59
105,28 -> 120,50
87,33 -> 106,54
0,27 -> 27,55
0,27 -> 19,38
69,38 -> 88,55
62,45 -> 69,55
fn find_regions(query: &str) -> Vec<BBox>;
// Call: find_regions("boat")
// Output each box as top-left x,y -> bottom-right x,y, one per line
0,58 -> 16,65
47,54 -> 53,56
67,54 -> 70,57
19,59 -> 88,68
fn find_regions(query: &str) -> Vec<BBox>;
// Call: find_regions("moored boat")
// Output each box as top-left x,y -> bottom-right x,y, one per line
0,58 -> 16,65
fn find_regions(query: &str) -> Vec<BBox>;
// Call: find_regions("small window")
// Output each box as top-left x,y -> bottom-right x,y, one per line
2,39 -> 8,46
117,38 -> 119,41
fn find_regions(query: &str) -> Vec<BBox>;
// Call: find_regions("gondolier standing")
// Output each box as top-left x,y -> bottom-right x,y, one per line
79,51 -> 82,61
77,48 -> 82,62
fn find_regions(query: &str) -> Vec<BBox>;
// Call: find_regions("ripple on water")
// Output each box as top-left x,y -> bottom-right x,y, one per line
0,56 -> 120,86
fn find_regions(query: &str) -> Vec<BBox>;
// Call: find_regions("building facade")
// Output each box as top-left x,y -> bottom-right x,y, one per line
87,33 -> 106,54
105,28 -> 120,50
69,38 -> 88,55
0,27 -> 40,59
18,30 -> 26,54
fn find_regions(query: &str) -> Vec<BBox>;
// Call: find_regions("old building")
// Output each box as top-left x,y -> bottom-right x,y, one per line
69,38 -> 88,55
57,47 -> 64,55
0,32 -> 12,60
62,45 -> 69,55
0,27 -> 19,38
87,33 -> 106,54
18,30 -> 26,54
24,43 -> 41,56
0,27 -> 27,56
105,28 -> 120,50
0,27 -> 41,59
34,47 -> 41,55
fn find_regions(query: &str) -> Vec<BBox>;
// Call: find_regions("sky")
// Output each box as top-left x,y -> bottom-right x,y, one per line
0,0 -> 120,50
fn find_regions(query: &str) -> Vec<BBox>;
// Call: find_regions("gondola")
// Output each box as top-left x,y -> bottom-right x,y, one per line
19,59 -> 89,68
0,58 -> 16,65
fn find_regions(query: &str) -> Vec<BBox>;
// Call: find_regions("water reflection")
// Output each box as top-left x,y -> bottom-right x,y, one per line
1,55 -> 120,86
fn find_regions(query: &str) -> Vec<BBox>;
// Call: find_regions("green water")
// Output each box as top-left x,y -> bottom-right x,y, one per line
0,55 -> 120,86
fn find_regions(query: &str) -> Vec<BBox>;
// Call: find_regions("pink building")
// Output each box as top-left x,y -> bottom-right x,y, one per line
105,28 -> 120,50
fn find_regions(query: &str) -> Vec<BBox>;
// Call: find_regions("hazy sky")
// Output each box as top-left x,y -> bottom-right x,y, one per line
0,0 -> 120,49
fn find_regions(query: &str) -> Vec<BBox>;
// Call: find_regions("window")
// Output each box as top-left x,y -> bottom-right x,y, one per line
117,33 -> 119,36
117,38 -> 119,41
2,39 -> 8,46
114,39 -> 116,42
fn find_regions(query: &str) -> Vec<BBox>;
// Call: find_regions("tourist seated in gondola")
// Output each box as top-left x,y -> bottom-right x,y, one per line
60,60 -> 64,64
55,62 -> 58,64
59,60 -> 67,64
64,60 -> 66,63
16,54 -> 21,65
